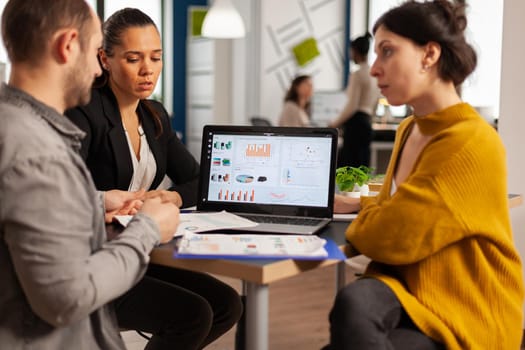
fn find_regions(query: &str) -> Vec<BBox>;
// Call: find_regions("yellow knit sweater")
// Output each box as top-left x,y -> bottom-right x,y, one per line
346,103 -> 524,349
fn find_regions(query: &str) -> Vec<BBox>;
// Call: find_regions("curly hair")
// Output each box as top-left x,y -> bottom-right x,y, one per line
373,0 -> 477,85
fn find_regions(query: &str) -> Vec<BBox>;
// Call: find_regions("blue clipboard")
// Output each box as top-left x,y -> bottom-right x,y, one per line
173,237 -> 346,261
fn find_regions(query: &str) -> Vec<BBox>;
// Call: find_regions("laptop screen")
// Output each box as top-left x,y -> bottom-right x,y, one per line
198,125 -> 338,218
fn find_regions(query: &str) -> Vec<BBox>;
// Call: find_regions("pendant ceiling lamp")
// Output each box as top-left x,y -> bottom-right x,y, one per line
201,0 -> 246,38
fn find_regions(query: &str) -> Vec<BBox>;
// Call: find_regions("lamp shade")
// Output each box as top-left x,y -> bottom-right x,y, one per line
201,0 -> 245,38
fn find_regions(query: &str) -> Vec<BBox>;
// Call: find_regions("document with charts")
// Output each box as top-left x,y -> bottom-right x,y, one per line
114,211 -> 258,237
175,232 -> 331,259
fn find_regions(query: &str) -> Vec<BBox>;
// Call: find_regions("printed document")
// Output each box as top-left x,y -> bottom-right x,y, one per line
114,211 -> 258,237
176,232 -> 328,258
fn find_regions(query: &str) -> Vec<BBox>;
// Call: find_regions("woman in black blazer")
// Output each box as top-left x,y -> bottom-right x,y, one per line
66,8 -> 242,350
67,83 -> 199,208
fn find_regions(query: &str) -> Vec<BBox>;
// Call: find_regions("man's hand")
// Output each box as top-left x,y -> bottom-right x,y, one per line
143,190 -> 183,208
139,197 -> 180,243
104,189 -> 145,223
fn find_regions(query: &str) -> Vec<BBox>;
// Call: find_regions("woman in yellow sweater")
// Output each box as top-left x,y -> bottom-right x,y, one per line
324,1 -> 524,349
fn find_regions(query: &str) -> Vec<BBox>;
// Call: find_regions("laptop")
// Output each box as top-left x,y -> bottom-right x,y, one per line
197,125 -> 338,235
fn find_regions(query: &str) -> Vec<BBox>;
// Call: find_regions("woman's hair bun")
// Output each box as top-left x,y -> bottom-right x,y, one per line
372,0 -> 477,86
433,0 -> 468,33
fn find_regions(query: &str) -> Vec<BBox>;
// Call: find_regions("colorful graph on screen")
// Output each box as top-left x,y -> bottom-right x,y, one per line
245,144 -> 271,158
217,189 -> 255,202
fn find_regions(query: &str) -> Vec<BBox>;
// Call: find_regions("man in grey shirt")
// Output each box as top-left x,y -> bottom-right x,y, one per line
0,1 -> 179,349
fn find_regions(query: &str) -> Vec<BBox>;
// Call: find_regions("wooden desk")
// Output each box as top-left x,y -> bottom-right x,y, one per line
150,222 -> 350,350
149,194 -> 522,350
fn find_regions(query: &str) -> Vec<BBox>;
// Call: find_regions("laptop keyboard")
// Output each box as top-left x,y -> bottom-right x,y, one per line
239,214 -> 324,226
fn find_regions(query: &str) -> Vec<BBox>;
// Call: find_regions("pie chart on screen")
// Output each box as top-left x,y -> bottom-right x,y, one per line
236,175 -> 254,183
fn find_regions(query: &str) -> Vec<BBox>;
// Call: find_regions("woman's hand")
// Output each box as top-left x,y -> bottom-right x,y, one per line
333,194 -> 361,214
104,189 -> 145,223
144,190 -> 183,208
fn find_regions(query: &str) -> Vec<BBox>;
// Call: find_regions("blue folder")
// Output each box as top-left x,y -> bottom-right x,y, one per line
173,237 -> 346,261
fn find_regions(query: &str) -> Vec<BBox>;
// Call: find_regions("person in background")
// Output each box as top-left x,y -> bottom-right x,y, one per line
66,11 -> 199,209
278,74 -> 313,127
0,1 -> 179,349
329,33 -> 380,167
325,1 -> 524,349
66,8 -> 242,350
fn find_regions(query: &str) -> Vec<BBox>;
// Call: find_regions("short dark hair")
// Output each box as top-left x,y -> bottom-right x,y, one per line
373,0 -> 477,85
351,32 -> 372,57
1,0 -> 92,63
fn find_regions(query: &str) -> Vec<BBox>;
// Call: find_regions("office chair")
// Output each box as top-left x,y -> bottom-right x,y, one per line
345,255 -> 371,277
250,116 -> 272,126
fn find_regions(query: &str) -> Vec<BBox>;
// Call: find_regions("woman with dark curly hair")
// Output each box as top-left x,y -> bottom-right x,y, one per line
326,1 -> 524,349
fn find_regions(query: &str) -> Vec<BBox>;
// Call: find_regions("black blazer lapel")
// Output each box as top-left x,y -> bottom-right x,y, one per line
100,88 -> 134,190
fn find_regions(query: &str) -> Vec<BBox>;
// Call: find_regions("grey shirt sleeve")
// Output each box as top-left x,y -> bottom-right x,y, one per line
1,154 -> 160,327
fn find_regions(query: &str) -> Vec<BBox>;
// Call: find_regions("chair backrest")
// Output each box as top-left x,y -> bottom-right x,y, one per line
250,116 -> 272,126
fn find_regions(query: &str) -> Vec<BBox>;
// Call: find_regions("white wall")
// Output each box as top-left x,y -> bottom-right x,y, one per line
231,0 -> 258,125
499,0 -> 525,326
462,2 -> 503,120
350,0 -> 368,37
258,0 -> 346,124
230,0 -> 347,125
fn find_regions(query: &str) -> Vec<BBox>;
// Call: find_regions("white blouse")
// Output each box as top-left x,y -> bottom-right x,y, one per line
124,125 -> 157,191
278,101 -> 311,127
391,178 -> 397,196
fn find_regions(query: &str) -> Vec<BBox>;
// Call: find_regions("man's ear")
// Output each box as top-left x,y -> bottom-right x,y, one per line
422,41 -> 441,70
53,29 -> 79,64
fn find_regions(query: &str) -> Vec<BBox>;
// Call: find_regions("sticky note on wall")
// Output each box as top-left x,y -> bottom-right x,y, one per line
292,38 -> 320,67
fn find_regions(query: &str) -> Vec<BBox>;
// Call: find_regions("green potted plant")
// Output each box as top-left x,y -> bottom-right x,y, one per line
335,165 -> 374,197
